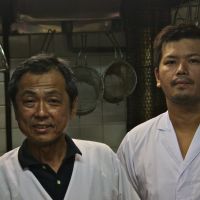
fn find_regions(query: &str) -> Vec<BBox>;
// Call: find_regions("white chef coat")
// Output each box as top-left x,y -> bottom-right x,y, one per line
0,139 -> 140,200
117,111 -> 200,200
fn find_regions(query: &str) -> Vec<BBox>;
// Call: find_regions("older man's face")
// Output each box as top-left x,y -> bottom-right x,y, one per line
15,69 -> 76,146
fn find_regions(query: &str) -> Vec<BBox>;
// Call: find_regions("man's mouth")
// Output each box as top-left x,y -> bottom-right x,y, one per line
33,124 -> 51,128
171,77 -> 193,86
32,124 -> 53,132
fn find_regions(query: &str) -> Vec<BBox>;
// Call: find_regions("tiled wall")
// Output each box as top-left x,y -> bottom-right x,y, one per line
0,32 -> 127,155
0,72 -> 6,155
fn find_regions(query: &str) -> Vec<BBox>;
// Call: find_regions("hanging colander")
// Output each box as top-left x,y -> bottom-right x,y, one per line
72,33 -> 104,115
103,59 -> 137,103
103,32 -> 137,103
73,66 -> 103,115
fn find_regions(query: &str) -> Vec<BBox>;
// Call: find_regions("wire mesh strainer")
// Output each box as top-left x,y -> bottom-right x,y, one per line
103,31 -> 137,103
103,59 -> 137,103
73,66 -> 104,115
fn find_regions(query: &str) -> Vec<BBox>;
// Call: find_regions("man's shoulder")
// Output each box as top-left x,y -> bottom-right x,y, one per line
130,111 -> 167,133
72,139 -> 118,169
117,111 -> 168,158
0,147 -> 19,169
73,139 -> 112,153
0,148 -> 19,160
122,111 -> 168,145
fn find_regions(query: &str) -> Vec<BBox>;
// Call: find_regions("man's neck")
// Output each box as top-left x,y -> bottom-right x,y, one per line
27,136 -> 67,172
167,102 -> 200,130
167,102 -> 200,158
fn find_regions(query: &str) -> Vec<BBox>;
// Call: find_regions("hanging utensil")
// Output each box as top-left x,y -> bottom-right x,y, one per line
0,44 -> 9,72
103,31 -> 137,103
40,29 -> 56,53
73,33 -> 104,115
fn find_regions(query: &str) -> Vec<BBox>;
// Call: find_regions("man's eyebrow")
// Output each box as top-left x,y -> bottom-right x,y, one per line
19,89 -> 63,98
20,90 -> 36,96
45,90 -> 63,96
163,55 -> 177,59
163,53 -> 200,59
187,53 -> 200,57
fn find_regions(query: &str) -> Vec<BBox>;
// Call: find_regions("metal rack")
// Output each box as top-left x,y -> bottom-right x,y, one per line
1,6 -> 13,151
173,0 -> 200,25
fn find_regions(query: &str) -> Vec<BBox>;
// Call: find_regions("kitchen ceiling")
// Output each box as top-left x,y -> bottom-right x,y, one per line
14,0 -> 121,21
0,0 -> 182,22
0,0 -> 183,34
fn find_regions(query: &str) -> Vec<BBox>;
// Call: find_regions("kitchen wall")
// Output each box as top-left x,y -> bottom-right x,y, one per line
0,31 -> 129,155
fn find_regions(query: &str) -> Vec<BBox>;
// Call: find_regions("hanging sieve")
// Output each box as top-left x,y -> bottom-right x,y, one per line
0,44 -> 9,72
72,34 -> 104,115
73,65 -> 103,115
103,32 -> 137,103
103,59 -> 137,103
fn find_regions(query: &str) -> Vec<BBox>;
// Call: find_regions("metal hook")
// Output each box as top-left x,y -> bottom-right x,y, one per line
40,29 -> 56,52
105,31 -> 123,59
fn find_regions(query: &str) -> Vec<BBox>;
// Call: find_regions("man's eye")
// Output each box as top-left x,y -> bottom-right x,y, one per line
164,60 -> 176,65
48,98 -> 61,105
23,99 -> 35,107
189,58 -> 200,64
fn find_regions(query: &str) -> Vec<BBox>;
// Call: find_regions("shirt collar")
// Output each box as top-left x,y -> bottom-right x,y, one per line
157,111 -> 171,132
18,134 -> 82,169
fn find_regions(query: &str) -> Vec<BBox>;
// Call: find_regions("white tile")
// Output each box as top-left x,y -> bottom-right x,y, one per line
0,105 -> 18,129
76,108 -> 103,126
0,128 -> 25,153
0,74 -> 4,82
0,106 -> 5,128
69,125 -> 104,143
12,128 -> 25,148
0,152 -> 4,156
54,34 -> 72,56
10,58 -> 26,70
67,127 -> 82,139
9,35 -> 30,58
0,129 -> 6,153
30,34 -> 48,55
102,100 -> 126,122
103,123 -> 126,148
0,82 -> 5,105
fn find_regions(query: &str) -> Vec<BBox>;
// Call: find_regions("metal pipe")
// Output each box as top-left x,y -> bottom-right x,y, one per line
2,0 -> 13,151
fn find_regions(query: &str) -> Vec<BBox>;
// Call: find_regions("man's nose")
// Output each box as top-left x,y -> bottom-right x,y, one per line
176,60 -> 189,75
35,101 -> 48,117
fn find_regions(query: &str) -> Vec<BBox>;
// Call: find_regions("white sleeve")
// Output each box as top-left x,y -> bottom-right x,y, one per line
0,163 -> 21,200
117,133 -> 140,196
115,155 -> 141,200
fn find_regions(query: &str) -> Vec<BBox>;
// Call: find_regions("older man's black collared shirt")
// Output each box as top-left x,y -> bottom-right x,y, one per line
18,135 -> 81,200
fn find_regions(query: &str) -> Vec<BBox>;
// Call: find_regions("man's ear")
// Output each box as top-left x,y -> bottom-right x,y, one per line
154,67 -> 161,88
70,97 -> 78,119
13,105 -> 19,121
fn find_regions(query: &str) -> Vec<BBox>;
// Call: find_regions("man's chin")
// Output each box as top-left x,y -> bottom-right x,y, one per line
27,135 -> 64,147
171,95 -> 200,105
